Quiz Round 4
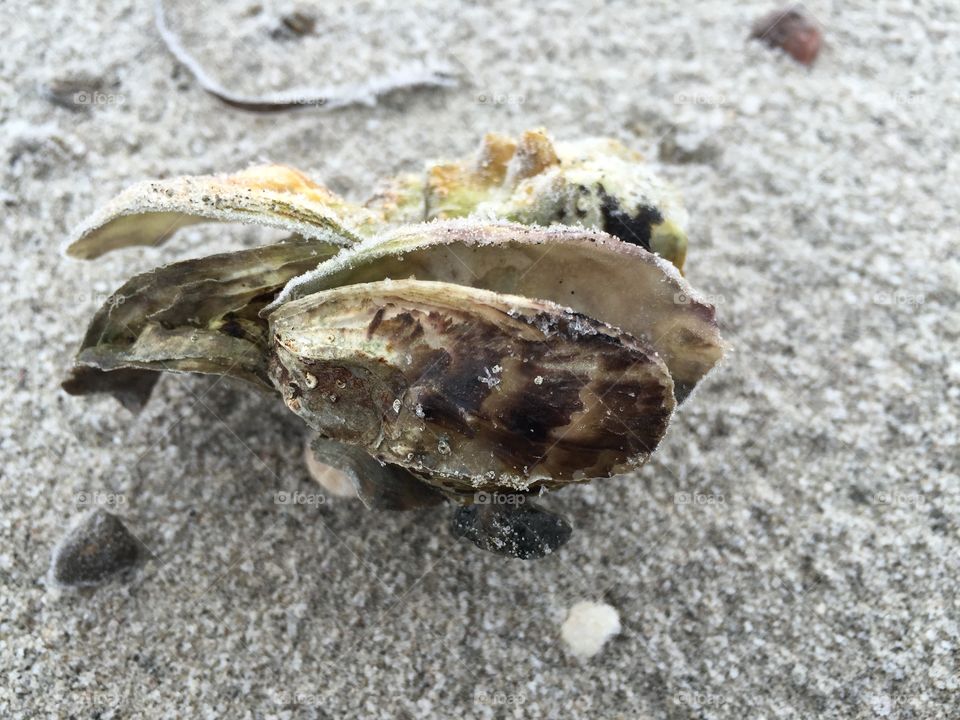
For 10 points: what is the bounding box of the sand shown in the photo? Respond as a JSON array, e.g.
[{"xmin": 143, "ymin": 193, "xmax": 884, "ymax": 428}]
[{"xmin": 1, "ymin": 0, "xmax": 958, "ymax": 717}]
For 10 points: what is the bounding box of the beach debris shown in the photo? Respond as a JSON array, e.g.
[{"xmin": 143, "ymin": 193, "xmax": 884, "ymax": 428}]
[
  {"xmin": 155, "ymin": 0, "xmax": 456, "ymax": 112},
  {"xmin": 750, "ymin": 6, "xmax": 823, "ymax": 66},
  {"xmin": 451, "ymin": 502, "xmax": 572, "ymax": 559},
  {"xmin": 303, "ymin": 438, "xmax": 357, "ymax": 498},
  {"xmin": 272, "ymin": 10, "xmax": 316, "ymax": 39},
  {"xmin": 560, "ymin": 601, "xmax": 622, "ymax": 659}
]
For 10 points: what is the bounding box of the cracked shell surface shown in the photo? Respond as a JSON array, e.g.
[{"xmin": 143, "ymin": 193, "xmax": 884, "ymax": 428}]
[{"xmin": 269, "ymin": 279, "xmax": 675, "ymax": 494}]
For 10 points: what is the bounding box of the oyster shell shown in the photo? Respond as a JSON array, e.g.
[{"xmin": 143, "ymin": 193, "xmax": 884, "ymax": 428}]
[
  {"xmin": 272, "ymin": 221, "xmax": 722, "ymax": 402},
  {"xmin": 63, "ymin": 130, "xmax": 727, "ymax": 559},
  {"xmin": 308, "ymin": 437, "xmax": 445, "ymax": 510},
  {"xmin": 63, "ymin": 237, "xmax": 334, "ymax": 408},
  {"xmin": 64, "ymin": 165, "xmax": 370, "ymax": 259},
  {"xmin": 65, "ymin": 130, "xmax": 688, "ymax": 270},
  {"xmin": 269, "ymin": 279, "xmax": 675, "ymax": 493}
]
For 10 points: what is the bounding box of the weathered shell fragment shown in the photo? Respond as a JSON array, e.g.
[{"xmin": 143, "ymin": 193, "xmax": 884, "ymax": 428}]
[
  {"xmin": 272, "ymin": 221, "xmax": 723, "ymax": 402},
  {"xmin": 65, "ymin": 165, "xmax": 371, "ymax": 259},
  {"xmin": 270, "ymin": 279, "xmax": 675, "ymax": 493},
  {"xmin": 451, "ymin": 502, "xmax": 572, "ymax": 559},
  {"xmin": 63, "ymin": 237, "xmax": 334, "ymax": 407}
]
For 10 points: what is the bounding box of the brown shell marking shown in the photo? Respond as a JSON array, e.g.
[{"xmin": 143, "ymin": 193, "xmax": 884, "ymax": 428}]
[{"xmin": 269, "ymin": 279, "xmax": 675, "ymax": 494}]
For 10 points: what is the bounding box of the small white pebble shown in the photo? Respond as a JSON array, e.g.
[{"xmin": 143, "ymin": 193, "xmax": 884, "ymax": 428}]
[
  {"xmin": 303, "ymin": 440, "xmax": 356, "ymax": 498},
  {"xmin": 560, "ymin": 601, "xmax": 621, "ymax": 659},
  {"xmin": 534, "ymin": 375, "xmax": 544, "ymax": 385}
]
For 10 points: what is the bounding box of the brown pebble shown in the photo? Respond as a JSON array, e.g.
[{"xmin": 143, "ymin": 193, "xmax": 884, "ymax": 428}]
[{"xmin": 751, "ymin": 7, "xmax": 823, "ymax": 66}]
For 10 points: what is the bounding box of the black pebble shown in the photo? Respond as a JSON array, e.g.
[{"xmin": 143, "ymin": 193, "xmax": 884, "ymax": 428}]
[
  {"xmin": 51, "ymin": 510, "xmax": 143, "ymax": 587},
  {"xmin": 451, "ymin": 500, "xmax": 572, "ymax": 560}
]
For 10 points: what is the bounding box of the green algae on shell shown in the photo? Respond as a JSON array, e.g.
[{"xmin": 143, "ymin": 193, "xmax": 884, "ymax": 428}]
[{"xmin": 367, "ymin": 130, "xmax": 690, "ymax": 269}]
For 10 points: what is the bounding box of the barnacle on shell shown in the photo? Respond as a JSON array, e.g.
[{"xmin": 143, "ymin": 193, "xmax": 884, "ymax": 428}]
[{"xmin": 63, "ymin": 130, "xmax": 726, "ymax": 559}]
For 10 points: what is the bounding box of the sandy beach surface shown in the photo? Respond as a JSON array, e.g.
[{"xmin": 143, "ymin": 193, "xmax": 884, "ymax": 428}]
[{"xmin": 1, "ymin": 0, "xmax": 958, "ymax": 717}]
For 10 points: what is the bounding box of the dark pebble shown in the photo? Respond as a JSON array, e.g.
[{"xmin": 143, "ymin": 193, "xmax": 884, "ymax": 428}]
[
  {"xmin": 451, "ymin": 500, "xmax": 572, "ymax": 559},
  {"xmin": 51, "ymin": 510, "xmax": 143, "ymax": 587}
]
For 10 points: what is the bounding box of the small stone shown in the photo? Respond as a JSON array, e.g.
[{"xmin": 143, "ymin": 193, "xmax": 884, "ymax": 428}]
[
  {"xmin": 303, "ymin": 438, "xmax": 357, "ymax": 498},
  {"xmin": 50, "ymin": 510, "xmax": 143, "ymax": 587},
  {"xmin": 560, "ymin": 601, "xmax": 621, "ymax": 659},
  {"xmin": 750, "ymin": 7, "xmax": 823, "ymax": 66},
  {"xmin": 450, "ymin": 501, "xmax": 572, "ymax": 559},
  {"xmin": 271, "ymin": 10, "xmax": 316, "ymax": 39}
]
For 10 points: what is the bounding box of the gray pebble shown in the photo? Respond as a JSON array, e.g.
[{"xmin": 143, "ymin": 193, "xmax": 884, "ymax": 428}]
[{"xmin": 50, "ymin": 510, "xmax": 143, "ymax": 588}]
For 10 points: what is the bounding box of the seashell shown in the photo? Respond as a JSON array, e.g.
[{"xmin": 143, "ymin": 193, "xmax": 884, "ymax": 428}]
[
  {"xmin": 451, "ymin": 501, "xmax": 572, "ymax": 560},
  {"xmin": 63, "ymin": 130, "xmax": 726, "ymax": 559},
  {"xmin": 269, "ymin": 279, "xmax": 675, "ymax": 493},
  {"xmin": 273, "ymin": 221, "xmax": 722, "ymax": 402},
  {"xmin": 64, "ymin": 164, "xmax": 371, "ymax": 259},
  {"xmin": 367, "ymin": 129, "xmax": 690, "ymax": 269},
  {"xmin": 62, "ymin": 237, "xmax": 335, "ymax": 408},
  {"xmin": 307, "ymin": 437, "xmax": 445, "ymax": 510}
]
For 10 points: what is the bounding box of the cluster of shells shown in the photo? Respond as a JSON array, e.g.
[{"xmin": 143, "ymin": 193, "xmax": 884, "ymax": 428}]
[{"xmin": 64, "ymin": 130, "xmax": 725, "ymax": 559}]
